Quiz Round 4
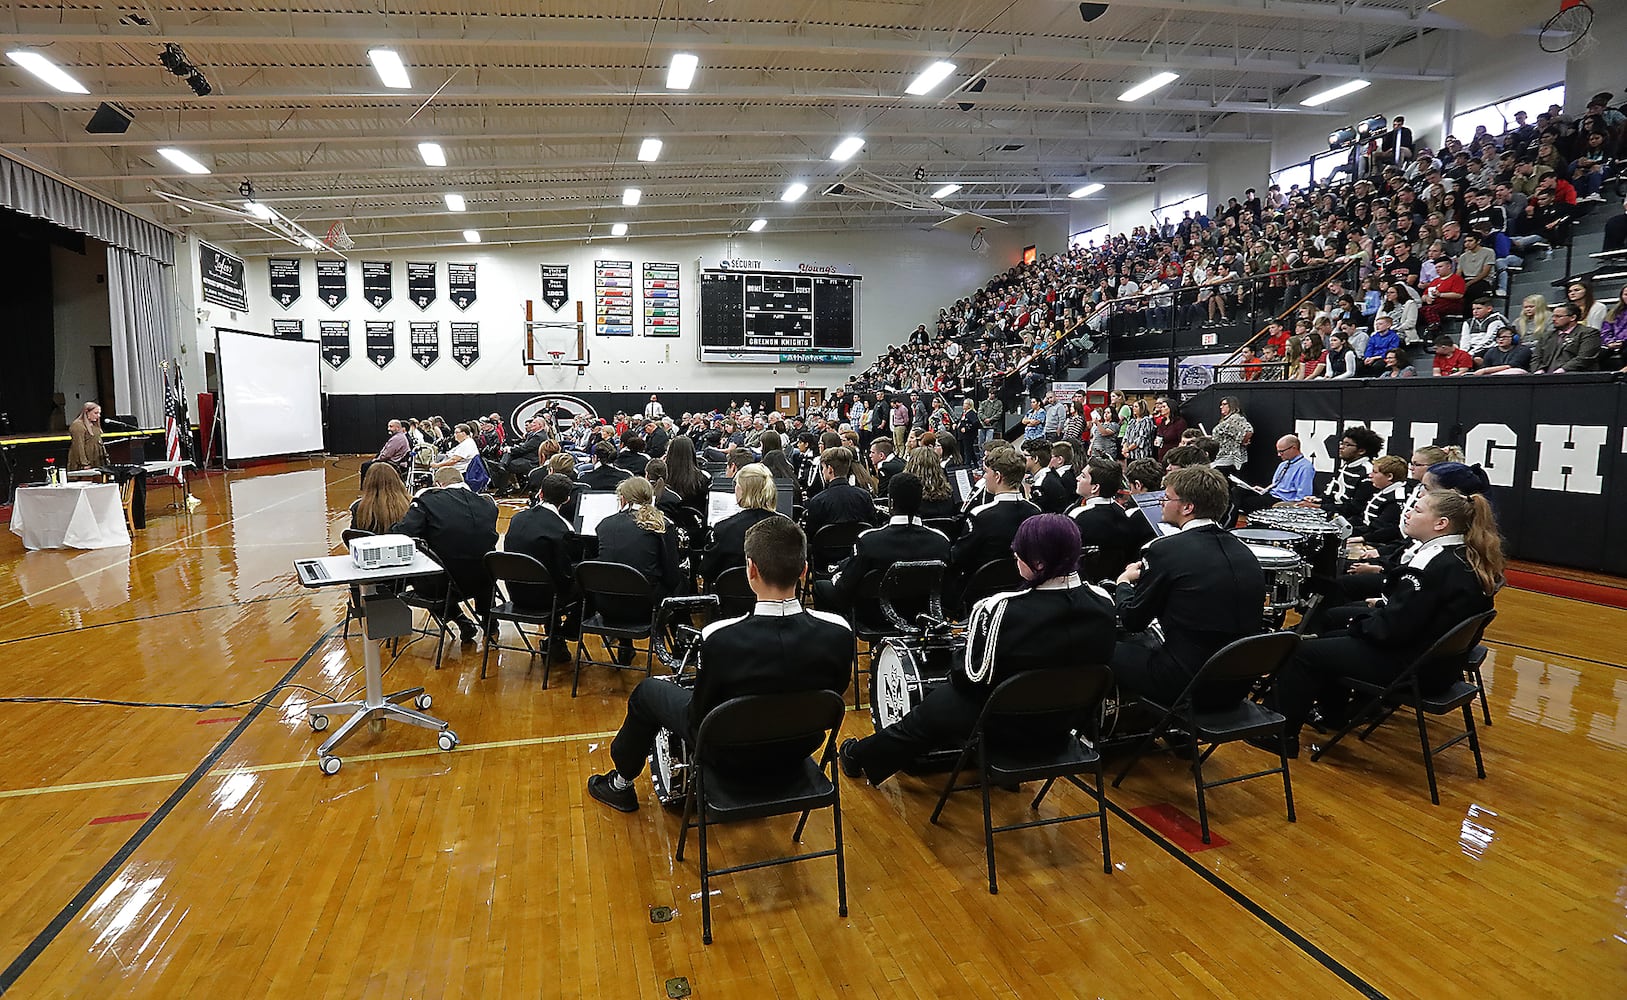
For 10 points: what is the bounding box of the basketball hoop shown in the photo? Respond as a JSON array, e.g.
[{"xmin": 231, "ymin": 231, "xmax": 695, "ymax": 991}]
[
  {"xmin": 324, "ymin": 220, "xmax": 356, "ymax": 250},
  {"xmin": 548, "ymin": 351, "xmax": 566, "ymax": 367},
  {"xmin": 1539, "ymin": 0, "xmax": 1593, "ymax": 52}
]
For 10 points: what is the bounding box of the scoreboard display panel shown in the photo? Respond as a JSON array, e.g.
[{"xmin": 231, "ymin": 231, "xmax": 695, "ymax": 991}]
[{"xmin": 698, "ymin": 268, "xmax": 861, "ymax": 364}]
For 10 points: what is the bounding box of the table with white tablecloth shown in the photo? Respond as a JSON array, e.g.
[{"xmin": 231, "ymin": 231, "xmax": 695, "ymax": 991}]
[{"xmin": 9, "ymin": 483, "xmax": 131, "ymax": 550}]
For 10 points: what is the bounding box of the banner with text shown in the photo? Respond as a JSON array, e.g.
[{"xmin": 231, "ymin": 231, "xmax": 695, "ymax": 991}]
[
  {"xmin": 199, "ymin": 242, "xmax": 248, "ymax": 311},
  {"xmin": 448, "ymin": 262, "xmax": 477, "ymax": 310},
  {"xmin": 541, "ymin": 264, "xmax": 570, "ymax": 312},
  {"xmin": 642, "ymin": 262, "xmax": 681, "ymax": 337},
  {"xmin": 316, "ymin": 259, "xmax": 348, "ymax": 309},
  {"xmin": 407, "ymin": 262, "xmax": 436, "ymax": 310},
  {"xmin": 451, "ymin": 322, "xmax": 480, "ymax": 369},
  {"xmin": 320, "ymin": 320, "xmax": 351, "ymax": 369},
  {"xmin": 268, "ymin": 258, "xmax": 300, "ymax": 309},
  {"xmin": 362, "ymin": 261, "xmax": 393, "ymax": 310},
  {"xmin": 409, "ymin": 322, "xmax": 439, "ymax": 369},
  {"xmin": 365, "ymin": 320, "xmax": 395, "ymax": 369}
]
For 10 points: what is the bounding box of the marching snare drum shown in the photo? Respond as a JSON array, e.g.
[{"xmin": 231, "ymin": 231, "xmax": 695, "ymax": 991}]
[
  {"xmin": 1233, "ymin": 527, "xmax": 1303, "ymax": 552},
  {"xmin": 1248, "ymin": 508, "xmax": 1343, "ymax": 579},
  {"xmin": 1242, "ymin": 542, "xmax": 1308, "ymax": 613}
]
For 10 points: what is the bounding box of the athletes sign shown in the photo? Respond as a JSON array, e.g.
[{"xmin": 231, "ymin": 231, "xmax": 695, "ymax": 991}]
[{"xmin": 199, "ymin": 242, "xmax": 248, "ymax": 311}]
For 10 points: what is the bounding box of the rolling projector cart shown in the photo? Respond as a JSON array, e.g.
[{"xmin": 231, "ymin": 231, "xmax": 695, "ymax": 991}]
[{"xmin": 293, "ymin": 548, "xmax": 460, "ymax": 775}]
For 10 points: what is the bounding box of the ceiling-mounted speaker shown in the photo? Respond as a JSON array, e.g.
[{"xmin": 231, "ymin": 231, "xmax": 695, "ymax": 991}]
[
  {"xmin": 85, "ymin": 102, "xmax": 134, "ymax": 134},
  {"xmin": 1079, "ymin": 3, "xmax": 1110, "ymax": 22}
]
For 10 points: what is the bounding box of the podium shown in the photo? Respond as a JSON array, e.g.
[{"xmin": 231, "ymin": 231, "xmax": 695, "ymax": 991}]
[{"xmin": 293, "ymin": 550, "xmax": 460, "ymax": 774}]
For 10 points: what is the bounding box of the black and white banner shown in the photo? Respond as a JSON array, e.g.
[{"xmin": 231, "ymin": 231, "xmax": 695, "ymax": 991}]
[
  {"xmin": 199, "ymin": 242, "xmax": 248, "ymax": 312},
  {"xmin": 362, "ymin": 261, "xmax": 393, "ymax": 310},
  {"xmin": 451, "ymin": 322, "xmax": 480, "ymax": 369},
  {"xmin": 320, "ymin": 320, "xmax": 351, "ymax": 369},
  {"xmin": 365, "ymin": 320, "xmax": 395, "ymax": 369},
  {"xmin": 409, "ymin": 322, "xmax": 439, "ymax": 369},
  {"xmin": 316, "ymin": 259, "xmax": 348, "ymax": 309},
  {"xmin": 407, "ymin": 262, "xmax": 437, "ymax": 310},
  {"xmin": 449, "ymin": 262, "xmax": 477, "ymax": 310},
  {"xmin": 268, "ymin": 258, "xmax": 301, "ymax": 309},
  {"xmin": 271, "ymin": 318, "xmax": 304, "ymax": 340},
  {"xmin": 541, "ymin": 264, "xmax": 570, "ymax": 311}
]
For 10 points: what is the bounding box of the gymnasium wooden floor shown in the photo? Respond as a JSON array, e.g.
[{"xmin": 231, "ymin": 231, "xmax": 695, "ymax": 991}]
[{"xmin": 1, "ymin": 457, "xmax": 1622, "ymax": 998}]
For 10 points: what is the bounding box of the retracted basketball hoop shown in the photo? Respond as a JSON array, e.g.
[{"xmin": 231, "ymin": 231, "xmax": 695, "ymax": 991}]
[{"xmin": 520, "ymin": 299, "xmax": 590, "ymax": 376}]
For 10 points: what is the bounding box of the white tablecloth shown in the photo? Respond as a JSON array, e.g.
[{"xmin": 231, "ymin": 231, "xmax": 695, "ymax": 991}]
[{"xmin": 10, "ymin": 484, "xmax": 131, "ymax": 551}]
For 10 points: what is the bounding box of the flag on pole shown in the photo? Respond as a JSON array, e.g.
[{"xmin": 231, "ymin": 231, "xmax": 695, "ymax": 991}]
[{"xmin": 163, "ymin": 362, "xmax": 185, "ymax": 487}]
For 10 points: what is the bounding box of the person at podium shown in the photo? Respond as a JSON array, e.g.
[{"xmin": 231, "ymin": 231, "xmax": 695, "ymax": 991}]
[{"xmin": 67, "ymin": 402, "xmax": 109, "ymax": 471}]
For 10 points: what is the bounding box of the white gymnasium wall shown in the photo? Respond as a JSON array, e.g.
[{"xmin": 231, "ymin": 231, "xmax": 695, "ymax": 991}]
[{"xmin": 174, "ymin": 220, "xmax": 1066, "ymax": 396}]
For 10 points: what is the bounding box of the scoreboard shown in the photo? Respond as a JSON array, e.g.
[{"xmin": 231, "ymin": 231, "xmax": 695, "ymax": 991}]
[{"xmin": 698, "ymin": 268, "xmax": 861, "ymax": 364}]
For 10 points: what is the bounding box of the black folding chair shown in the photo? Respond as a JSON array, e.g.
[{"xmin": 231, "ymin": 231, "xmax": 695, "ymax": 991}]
[
  {"xmin": 850, "ymin": 560, "xmax": 946, "ymax": 709},
  {"xmin": 709, "ymin": 565, "xmax": 757, "ymax": 619},
  {"xmin": 808, "ymin": 522, "xmax": 867, "ymax": 584},
  {"xmin": 1461, "ymin": 610, "xmax": 1498, "ymax": 726},
  {"xmin": 924, "ymin": 517, "xmax": 963, "ymax": 541},
  {"xmin": 1311, "ymin": 611, "xmax": 1494, "ymax": 805},
  {"xmin": 1112, "ymin": 631, "xmax": 1302, "ymax": 844},
  {"xmin": 480, "ymin": 551, "xmax": 560, "ymax": 683},
  {"xmin": 960, "ymin": 557, "xmax": 1023, "ymax": 613},
  {"xmin": 928, "ymin": 665, "xmax": 1116, "ymax": 895},
  {"xmin": 572, "ymin": 560, "xmax": 659, "ymax": 696},
  {"xmin": 674, "ymin": 690, "xmax": 848, "ymax": 944}
]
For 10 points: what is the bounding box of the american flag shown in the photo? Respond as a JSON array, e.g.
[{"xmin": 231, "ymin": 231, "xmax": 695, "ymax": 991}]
[{"xmin": 163, "ymin": 362, "xmax": 187, "ymax": 484}]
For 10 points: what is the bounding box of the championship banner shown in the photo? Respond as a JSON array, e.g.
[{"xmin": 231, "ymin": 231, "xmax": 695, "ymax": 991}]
[
  {"xmin": 271, "ymin": 318, "xmax": 304, "ymax": 340},
  {"xmin": 316, "ymin": 259, "xmax": 348, "ymax": 309},
  {"xmin": 642, "ymin": 262, "xmax": 681, "ymax": 337},
  {"xmin": 541, "ymin": 264, "xmax": 570, "ymax": 311},
  {"xmin": 594, "ymin": 259, "xmax": 634, "ymax": 336},
  {"xmin": 407, "ymin": 262, "xmax": 437, "ymax": 310},
  {"xmin": 409, "ymin": 321, "xmax": 439, "ymax": 369},
  {"xmin": 319, "ymin": 320, "xmax": 351, "ymax": 369},
  {"xmin": 451, "ymin": 321, "xmax": 480, "ymax": 368},
  {"xmin": 449, "ymin": 262, "xmax": 477, "ymax": 310},
  {"xmin": 365, "ymin": 320, "xmax": 395, "ymax": 369},
  {"xmin": 362, "ymin": 261, "xmax": 393, "ymax": 310},
  {"xmin": 199, "ymin": 241, "xmax": 248, "ymax": 311},
  {"xmin": 268, "ymin": 258, "xmax": 301, "ymax": 309}
]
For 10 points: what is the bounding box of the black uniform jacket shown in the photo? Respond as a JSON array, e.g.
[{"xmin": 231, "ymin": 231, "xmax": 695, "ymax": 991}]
[
  {"xmin": 594, "ymin": 509, "xmax": 682, "ymax": 595},
  {"xmin": 1113, "ymin": 521, "xmax": 1266, "ymax": 679},
  {"xmin": 502, "ymin": 503, "xmax": 574, "ymax": 608},
  {"xmin": 827, "ymin": 517, "xmax": 951, "ymax": 613},
  {"xmin": 392, "ymin": 484, "xmax": 501, "ymax": 600},
  {"xmin": 1346, "ymin": 537, "xmax": 1493, "ymax": 686}
]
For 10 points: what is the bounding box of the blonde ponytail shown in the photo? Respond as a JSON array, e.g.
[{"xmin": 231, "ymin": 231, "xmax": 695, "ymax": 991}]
[{"xmin": 616, "ymin": 476, "xmax": 667, "ymax": 534}]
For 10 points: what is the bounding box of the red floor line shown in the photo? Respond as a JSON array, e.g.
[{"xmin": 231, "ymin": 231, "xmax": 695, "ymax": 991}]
[
  {"xmin": 1508, "ymin": 570, "xmax": 1627, "ymax": 610},
  {"xmin": 263, "ymin": 657, "xmax": 298, "ymax": 662},
  {"xmin": 195, "ymin": 716, "xmax": 244, "ymax": 725},
  {"xmin": 88, "ymin": 812, "xmax": 152, "ymax": 826}
]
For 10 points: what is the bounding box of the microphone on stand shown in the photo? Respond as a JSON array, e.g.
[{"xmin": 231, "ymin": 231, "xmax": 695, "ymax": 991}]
[{"xmin": 100, "ymin": 417, "xmax": 135, "ymax": 429}]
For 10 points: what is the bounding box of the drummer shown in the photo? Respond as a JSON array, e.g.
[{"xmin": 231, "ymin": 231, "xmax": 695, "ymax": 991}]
[
  {"xmin": 840, "ymin": 514, "xmax": 1117, "ymax": 786},
  {"xmin": 587, "ymin": 517, "xmax": 854, "ymax": 813},
  {"xmin": 1298, "ymin": 426, "xmax": 1381, "ymax": 522}
]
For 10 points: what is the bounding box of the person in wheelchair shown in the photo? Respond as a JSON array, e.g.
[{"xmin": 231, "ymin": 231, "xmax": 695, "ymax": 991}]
[
  {"xmin": 587, "ymin": 517, "xmax": 854, "ymax": 812},
  {"xmin": 838, "ymin": 514, "xmax": 1117, "ymax": 786}
]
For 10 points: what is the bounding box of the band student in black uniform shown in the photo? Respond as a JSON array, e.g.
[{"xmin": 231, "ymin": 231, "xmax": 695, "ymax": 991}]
[
  {"xmin": 1023, "ymin": 439, "xmax": 1072, "ymax": 514},
  {"xmin": 698, "ymin": 463, "xmax": 785, "ymax": 587},
  {"xmin": 1111, "ymin": 466, "xmax": 1267, "ymax": 709},
  {"xmin": 840, "ymin": 514, "xmax": 1117, "ymax": 786},
  {"xmin": 1351, "ymin": 455, "xmax": 1410, "ymax": 546},
  {"xmin": 588, "ymin": 517, "xmax": 854, "ymax": 812},
  {"xmin": 502, "ymin": 473, "xmax": 578, "ymax": 663},
  {"xmin": 391, "ymin": 465, "xmax": 501, "ymax": 643},
  {"xmin": 945, "ymin": 448, "xmax": 1040, "ymax": 615},
  {"xmin": 1267, "ymin": 487, "xmax": 1503, "ymax": 757},
  {"xmin": 813, "ymin": 473, "xmax": 950, "ymax": 629},
  {"xmin": 595, "ymin": 476, "xmax": 683, "ymax": 597},
  {"xmin": 802, "ymin": 446, "xmax": 880, "ymax": 539},
  {"xmin": 1301, "ymin": 426, "xmax": 1381, "ymax": 522},
  {"xmin": 1067, "ymin": 458, "xmax": 1156, "ymax": 581}
]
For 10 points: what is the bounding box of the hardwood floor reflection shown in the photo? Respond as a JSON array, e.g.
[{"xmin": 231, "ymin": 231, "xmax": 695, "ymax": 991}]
[{"xmin": 1, "ymin": 458, "xmax": 1623, "ymax": 997}]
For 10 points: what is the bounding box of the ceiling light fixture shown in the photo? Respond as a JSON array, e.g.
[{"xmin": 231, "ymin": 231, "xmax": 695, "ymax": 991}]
[
  {"xmin": 782, "ymin": 182, "xmax": 808, "ymax": 202},
  {"xmin": 157, "ymin": 147, "xmax": 211, "ymax": 174},
  {"xmin": 667, "ymin": 53, "xmax": 698, "ymax": 90},
  {"xmin": 1117, "ymin": 71, "xmax": 1179, "ymax": 102},
  {"xmin": 931, "ymin": 183, "xmax": 961, "ymax": 199},
  {"xmin": 748, "ymin": 218, "xmax": 767, "ymax": 233},
  {"xmin": 637, "ymin": 138, "xmax": 662, "ymax": 162},
  {"xmin": 7, "ymin": 50, "xmax": 90, "ymax": 94},
  {"xmin": 1069, "ymin": 182, "xmax": 1105, "ymax": 198},
  {"xmin": 245, "ymin": 201, "xmax": 276, "ymax": 220},
  {"xmin": 905, "ymin": 60, "xmax": 957, "ymax": 96},
  {"xmin": 622, "ymin": 187, "xmax": 642, "ymax": 206},
  {"xmin": 1300, "ymin": 79, "xmax": 1371, "ymax": 107},
  {"xmin": 830, "ymin": 136, "xmax": 865, "ymax": 162},
  {"xmin": 368, "ymin": 48, "xmax": 411, "ymax": 89},
  {"xmin": 418, "ymin": 142, "xmax": 446, "ymax": 166},
  {"xmin": 444, "ymin": 193, "xmax": 466, "ymax": 212},
  {"xmin": 463, "ymin": 229, "xmax": 481, "ymax": 243},
  {"xmin": 300, "ymin": 237, "xmax": 321, "ymax": 251},
  {"xmin": 611, "ymin": 222, "xmax": 629, "ymax": 237}
]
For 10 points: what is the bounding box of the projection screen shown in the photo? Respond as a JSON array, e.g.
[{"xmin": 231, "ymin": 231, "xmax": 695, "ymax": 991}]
[{"xmin": 216, "ymin": 329, "xmax": 324, "ymax": 460}]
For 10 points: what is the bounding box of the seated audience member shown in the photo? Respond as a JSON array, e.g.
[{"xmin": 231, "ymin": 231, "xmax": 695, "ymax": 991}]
[
  {"xmin": 581, "ymin": 441, "xmax": 632, "ymax": 490},
  {"xmin": 1124, "ymin": 459, "xmax": 1164, "ymax": 496},
  {"xmin": 350, "ymin": 462, "xmax": 412, "ymax": 534},
  {"xmin": 724, "ymin": 446, "xmax": 757, "ymax": 480},
  {"xmin": 596, "ymin": 476, "xmax": 683, "ymax": 598},
  {"xmin": 1267, "ymin": 488, "xmax": 1503, "ymax": 757},
  {"xmin": 392, "ymin": 465, "xmax": 500, "ymax": 643},
  {"xmin": 1067, "ymin": 459, "xmax": 1156, "ymax": 580},
  {"xmin": 1431, "ymin": 334, "xmax": 1475, "ymax": 377},
  {"xmin": 906, "ymin": 446, "xmax": 962, "ymax": 520},
  {"xmin": 698, "ymin": 463, "xmax": 785, "ymax": 586},
  {"xmin": 945, "ymin": 447, "xmax": 1041, "ymax": 614},
  {"xmin": 661, "ymin": 435, "xmax": 714, "ymax": 519},
  {"xmin": 1233, "ymin": 435, "xmax": 1315, "ymax": 514},
  {"xmin": 839, "ymin": 514, "xmax": 1117, "ymax": 786},
  {"xmin": 1303, "ymin": 426, "xmax": 1381, "ymax": 522},
  {"xmin": 814, "ymin": 473, "xmax": 950, "ymax": 627},
  {"xmin": 1601, "ymin": 285, "xmax": 1627, "ymax": 372},
  {"xmin": 1459, "ymin": 300, "xmax": 1507, "ymax": 357},
  {"xmin": 803, "ymin": 447, "xmax": 879, "ymax": 539},
  {"xmin": 431, "ymin": 422, "xmax": 480, "ymax": 475},
  {"xmin": 1353, "ymin": 455, "xmax": 1410, "ymax": 546},
  {"xmin": 1533, "ymin": 302, "xmax": 1602, "ymax": 373},
  {"xmin": 1359, "ymin": 315, "xmax": 1401, "ymax": 375},
  {"xmin": 1319, "ymin": 330, "xmax": 1359, "ymax": 379},
  {"xmin": 1379, "ymin": 348, "xmax": 1416, "ymax": 378},
  {"xmin": 495, "ymin": 415, "xmax": 550, "ymax": 494},
  {"xmin": 588, "ymin": 517, "xmax": 853, "ymax": 812},
  {"xmin": 1473, "ymin": 325, "xmax": 1535, "ymax": 374},
  {"xmin": 1111, "ymin": 466, "xmax": 1267, "ymax": 709},
  {"xmin": 361, "ymin": 419, "xmax": 413, "ymax": 480},
  {"xmin": 525, "ymin": 438, "xmax": 563, "ymax": 494},
  {"xmin": 502, "ymin": 473, "xmax": 578, "ymax": 663}
]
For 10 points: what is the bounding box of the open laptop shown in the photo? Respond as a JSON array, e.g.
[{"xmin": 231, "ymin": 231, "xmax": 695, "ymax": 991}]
[{"xmin": 1129, "ymin": 490, "xmax": 1180, "ymax": 537}]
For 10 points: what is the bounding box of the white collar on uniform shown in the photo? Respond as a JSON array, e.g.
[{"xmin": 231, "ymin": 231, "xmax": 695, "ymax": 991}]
[
  {"xmin": 753, "ymin": 598, "xmax": 804, "ymax": 617},
  {"xmin": 1084, "ymin": 496, "xmax": 1116, "ymax": 509},
  {"xmin": 1033, "ymin": 572, "xmax": 1082, "ymax": 592},
  {"xmin": 1178, "ymin": 518, "xmax": 1217, "ymax": 532},
  {"xmin": 888, "ymin": 514, "xmax": 922, "ymax": 526},
  {"xmin": 1403, "ymin": 533, "xmax": 1465, "ymax": 570}
]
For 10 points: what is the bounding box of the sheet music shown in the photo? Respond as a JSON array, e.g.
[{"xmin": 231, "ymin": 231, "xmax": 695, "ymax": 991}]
[
  {"xmin": 952, "ymin": 468, "xmax": 973, "ymax": 502},
  {"xmin": 1227, "ymin": 473, "xmax": 1266, "ymax": 495},
  {"xmin": 574, "ymin": 491, "xmax": 621, "ymax": 536},
  {"xmin": 708, "ymin": 488, "xmax": 742, "ymax": 524}
]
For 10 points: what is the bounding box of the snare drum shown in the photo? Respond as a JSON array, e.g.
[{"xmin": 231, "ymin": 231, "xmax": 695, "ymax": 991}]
[
  {"xmin": 872, "ymin": 638, "xmax": 963, "ymax": 773},
  {"xmin": 648, "ymin": 670, "xmax": 699, "ymax": 808},
  {"xmin": 1249, "ymin": 508, "xmax": 1343, "ymax": 579},
  {"xmin": 1243, "ymin": 542, "xmax": 1307, "ymax": 612},
  {"xmin": 1233, "ymin": 527, "xmax": 1304, "ymax": 552}
]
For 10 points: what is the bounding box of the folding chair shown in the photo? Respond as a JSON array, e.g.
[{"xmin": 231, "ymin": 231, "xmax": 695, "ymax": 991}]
[
  {"xmin": 1112, "ymin": 631, "xmax": 1302, "ymax": 844},
  {"xmin": 674, "ymin": 690, "xmax": 848, "ymax": 944},
  {"xmin": 929, "ymin": 664, "xmax": 1116, "ymax": 895},
  {"xmin": 960, "ymin": 557, "xmax": 1023, "ymax": 613},
  {"xmin": 572, "ymin": 560, "xmax": 659, "ymax": 696},
  {"xmin": 396, "ymin": 539, "xmax": 475, "ymax": 671},
  {"xmin": 1461, "ymin": 610, "xmax": 1498, "ymax": 726},
  {"xmin": 808, "ymin": 522, "xmax": 866, "ymax": 584},
  {"xmin": 1311, "ymin": 611, "xmax": 1494, "ymax": 805},
  {"xmin": 708, "ymin": 565, "xmax": 757, "ymax": 619},
  {"xmin": 480, "ymin": 551, "xmax": 560, "ymax": 683}
]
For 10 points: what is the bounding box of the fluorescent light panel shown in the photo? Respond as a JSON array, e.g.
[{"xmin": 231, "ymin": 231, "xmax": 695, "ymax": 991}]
[
  {"xmin": 931, "ymin": 183, "xmax": 961, "ymax": 199},
  {"xmin": 463, "ymin": 229, "xmax": 481, "ymax": 243},
  {"xmin": 368, "ymin": 48, "xmax": 411, "ymax": 89},
  {"xmin": 667, "ymin": 53, "xmax": 698, "ymax": 90},
  {"xmin": 830, "ymin": 136, "xmax": 865, "ymax": 162},
  {"xmin": 905, "ymin": 60, "xmax": 956, "ymax": 96},
  {"xmin": 245, "ymin": 201, "xmax": 276, "ymax": 220},
  {"xmin": 637, "ymin": 138, "xmax": 662, "ymax": 162},
  {"xmin": 1069, "ymin": 182, "xmax": 1104, "ymax": 198},
  {"xmin": 622, "ymin": 187, "xmax": 641, "ymax": 206},
  {"xmin": 6, "ymin": 50, "xmax": 89, "ymax": 94},
  {"xmin": 611, "ymin": 222, "xmax": 629, "ymax": 236},
  {"xmin": 418, "ymin": 142, "xmax": 446, "ymax": 166},
  {"xmin": 157, "ymin": 147, "xmax": 211, "ymax": 175},
  {"xmin": 781, "ymin": 182, "xmax": 808, "ymax": 202},
  {"xmin": 444, "ymin": 193, "xmax": 466, "ymax": 212},
  {"xmin": 1300, "ymin": 79, "xmax": 1371, "ymax": 107},
  {"xmin": 1117, "ymin": 71, "xmax": 1179, "ymax": 103},
  {"xmin": 748, "ymin": 218, "xmax": 767, "ymax": 233}
]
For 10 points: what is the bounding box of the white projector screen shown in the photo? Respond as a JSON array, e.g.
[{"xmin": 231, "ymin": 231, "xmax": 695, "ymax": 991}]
[{"xmin": 216, "ymin": 329, "xmax": 325, "ymax": 460}]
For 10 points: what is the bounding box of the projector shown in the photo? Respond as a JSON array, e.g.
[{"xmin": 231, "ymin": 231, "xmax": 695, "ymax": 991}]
[{"xmin": 349, "ymin": 533, "xmax": 417, "ymax": 570}]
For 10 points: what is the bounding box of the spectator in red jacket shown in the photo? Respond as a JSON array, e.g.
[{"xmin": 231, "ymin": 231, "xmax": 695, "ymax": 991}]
[
  {"xmin": 1421, "ymin": 257, "xmax": 1467, "ymax": 332},
  {"xmin": 1431, "ymin": 334, "xmax": 1475, "ymax": 376}
]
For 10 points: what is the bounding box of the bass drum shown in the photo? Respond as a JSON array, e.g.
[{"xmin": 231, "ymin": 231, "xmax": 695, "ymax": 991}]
[
  {"xmin": 647, "ymin": 673, "xmax": 697, "ymax": 808},
  {"xmin": 871, "ymin": 639, "xmax": 961, "ymax": 774}
]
